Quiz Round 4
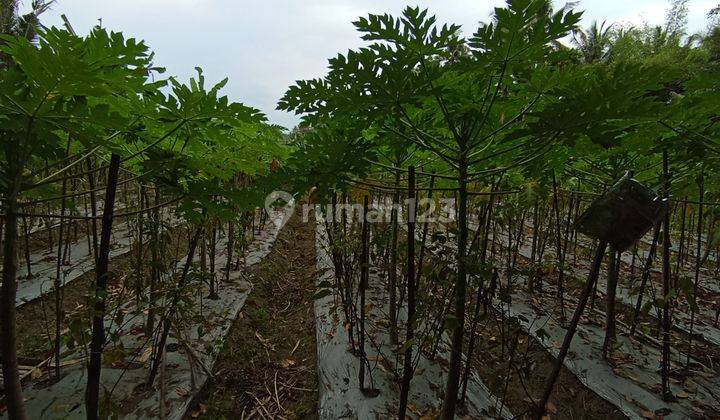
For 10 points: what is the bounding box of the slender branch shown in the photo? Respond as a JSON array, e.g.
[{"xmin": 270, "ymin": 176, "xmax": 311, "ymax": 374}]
[
  {"xmin": 467, "ymin": 133, "xmax": 559, "ymax": 179},
  {"xmin": 19, "ymin": 172, "xmax": 149, "ymax": 206},
  {"xmin": 396, "ymin": 102, "xmax": 460, "ymax": 153},
  {"xmin": 27, "ymin": 146, "xmax": 99, "ymax": 179},
  {"xmin": 120, "ymin": 119, "xmax": 188, "ymax": 163},
  {"xmin": 469, "ymin": 33, "xmax": 515, "ymax": 142},
  {"xmin": 381, "ymin": 124, "xmax": 458, "ymax": 168},
  {"xmin": 469, "ymin": 91, "xmax": 543, "ymax": 151},
  {"xmin": 363, "ymin": 158, "xmax": 458, "ymax": 180},
  {"xmin": 9, "ymin": 196, "xmax": 183, "ymax": 220},
  {"xmin": 419, "ymin": 55, "xmax": 462, "ymax": 143}
]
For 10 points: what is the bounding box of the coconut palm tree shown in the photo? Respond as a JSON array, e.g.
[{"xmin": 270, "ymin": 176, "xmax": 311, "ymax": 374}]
[
  {"xmin": 2, "ymin": 0, "xmax": 53, "ymax": 70},
  {"xmin": 1, "ymin": 0, "xmax": 53, "ymax": 37},
  {"xmin": 701, "ymin": 25, "xmax": 720, "ymax": 64},
  {"xmin": 572, "ymin": 20, "xmax": 614, "ymax": 63}
]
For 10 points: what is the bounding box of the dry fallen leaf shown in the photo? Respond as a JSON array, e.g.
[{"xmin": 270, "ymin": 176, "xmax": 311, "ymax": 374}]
[
  {"xmin": 546, "ymin": 401, "xmax": 558, "ymax": 414},
  {"xmin": 30, "ymin": 367, "xmax": 42, "ymax": 380},
  {"xmin": 279, "ymin": 358, "xmax": 296, "ymax": 369},
  {"xmin": 138, "ymin": 347, "xmax": 153, "ymax": 363},
  {"xmin": 190, "ymin": 403, "xmax": 207, "ymax": 418},
  {"xmin": 676, "ymin": 390, "xmax": 689, "ymax": 399}
]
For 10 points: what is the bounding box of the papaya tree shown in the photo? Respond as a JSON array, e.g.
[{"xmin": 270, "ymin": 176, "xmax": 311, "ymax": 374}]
[
  {"xmin": 0, "ymin": 24, "xmax": 159, "ymax": 419},
  {"xmin": 281, "ymin": 1, "xmax": 583, "ymax": 416}
]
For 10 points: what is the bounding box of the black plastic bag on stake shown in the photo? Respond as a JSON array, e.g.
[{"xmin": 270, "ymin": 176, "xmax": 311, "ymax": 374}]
[
  {"xmin": 575, "ymin": 171, "xmax": 668, "ymax": 251},
  {"xmin": 536, "ymin": 171, "xmax": 668, "ymax": 418}
]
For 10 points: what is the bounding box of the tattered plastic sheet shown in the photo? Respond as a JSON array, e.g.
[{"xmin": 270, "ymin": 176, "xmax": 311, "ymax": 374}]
[
  {"xmin": 500, "ymin": 287, "xmax": 719, "ymax": 419},
  {"xmin": 314, "ymin": 214, "xmax": 511, "ymax": 419},
  {"xmin": 504, "ymin": 223, "xmax": 720, "ymax": 348},
  {"xmin": 11, "ymin": 209, "xmax": 286, "ymax": 420},
  {"xmin": 575, "ymin": 173, "xmax": 666, "ymax": 252},
  {"xmin": 15, "ymin": 212, "xmax": 182, "ymax": 307},
  {"xmin": 425, "ymin": 222, "xmax": 720, "ymax": 419}
]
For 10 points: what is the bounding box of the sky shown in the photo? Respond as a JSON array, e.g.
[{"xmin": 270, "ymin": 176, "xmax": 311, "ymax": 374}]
[{"xmin": 19, "ymin": 0, "xmax": 719, "ymax": 129}]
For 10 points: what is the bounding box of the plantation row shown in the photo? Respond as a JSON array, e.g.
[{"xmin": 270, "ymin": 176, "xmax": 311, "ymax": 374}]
[
  {"xmin": 1, "ymin": 0, "xmax": 720, "ymax": 419},
  {"xmin": 310, "ymin": 185, "xmax": 720, "ymax": 417},
  {"xmin": 0, "ymin": 4, "xmax": 290, "ymax": 419},
  {"xmin": 278, "ymin": 0, "xmax": 720, "ymax": 418}
]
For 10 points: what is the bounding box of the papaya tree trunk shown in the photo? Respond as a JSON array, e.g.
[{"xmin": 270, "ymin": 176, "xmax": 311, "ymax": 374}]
[
  {"xmin": 398, "ymin": 167, "xmax": 416, "ymax": 419},
  {"xmin": 388, "ymin": 169, "xmax": 400, "ymax": 345},
  {"xmin": 358, "ymin": 196, "xmax": 370, "ymax": 391},
  {"xmin": 415, "ymin": 173, "xmax": 435, "ymax": 289},
  {"xmin": 441, "ymin": 156, "xmax": 468, "ymax": 420},
  {"xmin": 200, "ymin": 209, "xmax": 208, "ymax": 293},
  {"xmin": 86, "ymin": 153, "xmax": 121, "ymax": 420},
  {"xmin": 53, "ymin": 139, "xmax": 72, "ymax": 377},
  {"xmin": 661, "ymin": 150, "xmax": 672, "ymax": 401},
  {"xmin": 1, "ymin": 186, "xmax": 28, "ymax": 420},
  {"xmin": 135, "ymin": 184, "xmax": 145, "ymax": 305},
  {"xmin": 147, "ymin": 223, "xmax": 203, "ymax": 386},
  {"xmin": 146, "ymin": 188, "xmax": 160, "ymax": 338},
  {"xmin": 551, "ymin": 172, "xmax": 567, "ymax": 324},
  {"xmin": 460, "ymin": 178, "xmax": 497, "ymax": 402},
  {"xmin": 208, "ymin": 217, "xmax": 218, "ymax": 299},
  {"xmin": 22, "ymin": 215, "xmax": 31, "ymax": 277},
  {"xmin": 687, "ymin": 173, "xmax": 704, "ymax": 366},
  {"xmin": 225, "ymin": 221, "xmax": 234, "ymax": 282},
  {"xmin": 86, "ymin": 156, "xmax": 99, "ymax": 263},
  {"xmin": 603, "ymin": 248, "xmax": 620, "ymax": 359},
  {"xmin": 630, "ymin": 223, "xmax": 661, "ymax": 335},
  {"xmin": 674, "ymin": 199, "xmax": 688, "ymax": 286}
]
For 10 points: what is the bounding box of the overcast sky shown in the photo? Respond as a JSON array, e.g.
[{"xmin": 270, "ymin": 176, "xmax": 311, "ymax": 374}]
[{"xmin": 19, "ymin": 0, "xmax": 719, "ymax": 129}]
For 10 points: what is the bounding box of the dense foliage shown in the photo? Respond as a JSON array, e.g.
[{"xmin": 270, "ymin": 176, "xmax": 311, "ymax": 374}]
[
  {"xmin": 279, "ymin": 0, "xmax": 720, "ymax": 417},
  {"xmin": 0, "ymin": 7, "xmax": 287, "ymax": 419},
  {"xmin": 1, "ymin": 0, "xmax": 719, "ymax": 418}
]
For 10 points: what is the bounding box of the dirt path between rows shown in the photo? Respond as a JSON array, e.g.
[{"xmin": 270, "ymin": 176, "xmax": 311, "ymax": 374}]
[{"xmin": 187, "ymin": 209, "xmax": 318, "ymax": 419}]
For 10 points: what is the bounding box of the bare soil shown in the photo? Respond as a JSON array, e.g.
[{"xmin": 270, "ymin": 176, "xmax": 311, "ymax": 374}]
[
  {"xmin": 470, "ymin": 309, "xmax": 626, "ymax": 419},
  {"xmin": 185, "ymin": 209, "xmax": 318, "ymax": 419},
  {"xmin": 408, "ymin": 232, "xmax": 625, "ymax": 419},
  {"xmin": 14, "ymin": 225, "xmax": 191, "ymax": 359}
]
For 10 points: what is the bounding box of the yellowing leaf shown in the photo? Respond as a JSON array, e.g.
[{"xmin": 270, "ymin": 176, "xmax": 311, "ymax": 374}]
[{"xmin": 30, "ymin": 367, "xmax": 43, "ymax": 380}]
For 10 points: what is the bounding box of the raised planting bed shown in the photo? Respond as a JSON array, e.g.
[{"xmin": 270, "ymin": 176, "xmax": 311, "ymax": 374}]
[
  {"xmin": 9, "ymin": 208, "xmax": 287, "ymax": 420},
  {"xmin": 313, "ymin": 214, "xmax": 511, "ymax": 419}
]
